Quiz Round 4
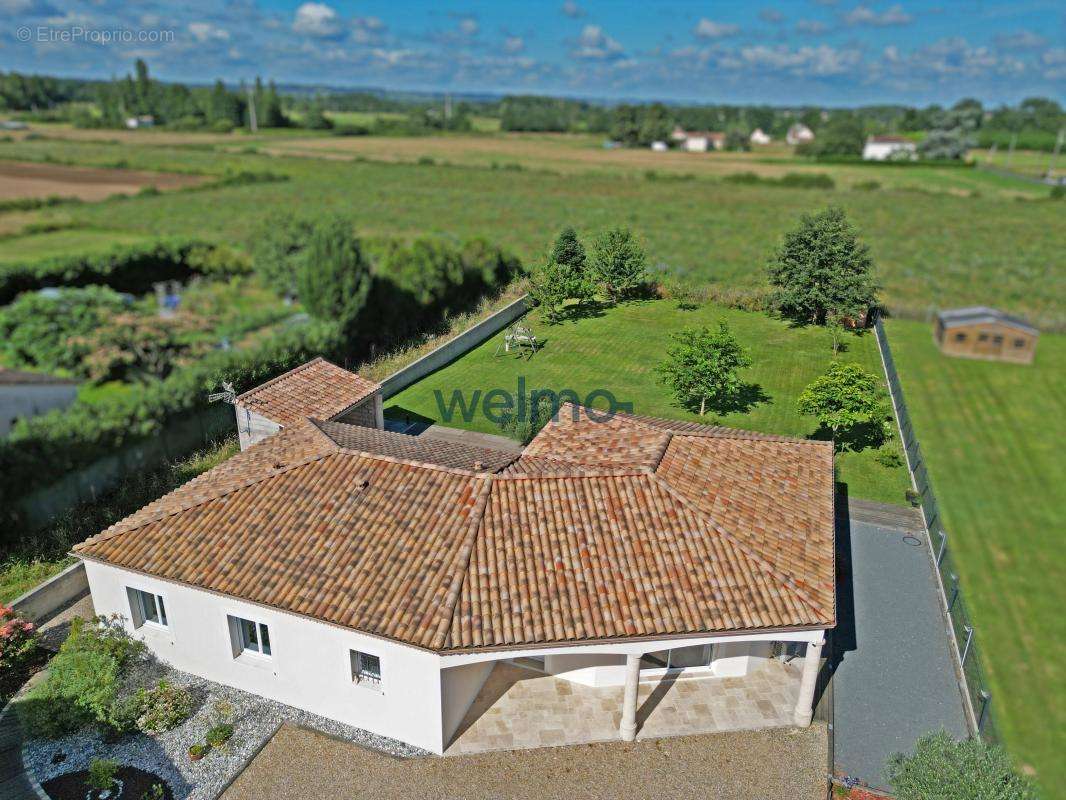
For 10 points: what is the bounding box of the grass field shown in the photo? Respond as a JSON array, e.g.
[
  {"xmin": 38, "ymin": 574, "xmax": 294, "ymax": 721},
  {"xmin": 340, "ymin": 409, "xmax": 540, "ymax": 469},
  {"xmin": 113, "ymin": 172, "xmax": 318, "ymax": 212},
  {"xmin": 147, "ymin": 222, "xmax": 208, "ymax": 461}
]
[
  {"xmin": 0, "ymin": 137, "xmax": 1061, "ymax": 326},
  {"xmin": 386, "ymin": 299, "xmax": 911, "ymax": 505},
  {"xmin": 886, "ymin": 320, "xmax": 1065, "ymax": 793},
  {"xmin": 0, "ymin": 228, "xmax": 146, "ymax": 263}
]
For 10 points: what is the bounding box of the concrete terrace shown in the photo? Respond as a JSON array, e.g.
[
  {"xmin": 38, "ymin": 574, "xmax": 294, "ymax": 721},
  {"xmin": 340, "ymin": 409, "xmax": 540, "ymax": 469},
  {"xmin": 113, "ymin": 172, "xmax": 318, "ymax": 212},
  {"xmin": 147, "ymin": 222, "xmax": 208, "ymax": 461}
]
[{"xmin": 446, "ymin": 660, "xmax": 802, "ymax": 755}]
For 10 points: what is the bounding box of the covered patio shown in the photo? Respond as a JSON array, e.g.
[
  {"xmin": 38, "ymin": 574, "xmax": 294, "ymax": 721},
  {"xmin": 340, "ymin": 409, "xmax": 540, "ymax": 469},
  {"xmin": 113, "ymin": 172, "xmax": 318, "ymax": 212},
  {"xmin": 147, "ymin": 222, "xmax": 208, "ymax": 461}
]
[{"xmin": 446, "ymin": 658, "xmax": 804, "ymax": 755}]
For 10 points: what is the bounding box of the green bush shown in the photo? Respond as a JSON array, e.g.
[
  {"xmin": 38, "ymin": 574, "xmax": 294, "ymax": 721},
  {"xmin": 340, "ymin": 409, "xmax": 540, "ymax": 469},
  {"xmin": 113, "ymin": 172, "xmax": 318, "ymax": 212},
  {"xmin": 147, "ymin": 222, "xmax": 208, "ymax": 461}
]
[
  {"xmin": 87, "ymin": 759, "xmax": 119, "ymax": 792},
  {"xmin": 779, "ymin": 172, "xmax": 835, "ymax": 189},
  {"xmin": 884, "ymin": 731, "xmax": 1036, "ymax": 800},
  {"xmin": 19, "ymin": 616, "xmax": 145, "ymax": 738},
  {"xmin": 0, "ymin": 238, "xmax": 207, "ymax": 305},
  {"xmin": 205, "ymin": 722, "xmax": 234, "ymax": 748},
  {"xmin": 126, "ymin": 680, "xmax": 195, "ymax": 734}
]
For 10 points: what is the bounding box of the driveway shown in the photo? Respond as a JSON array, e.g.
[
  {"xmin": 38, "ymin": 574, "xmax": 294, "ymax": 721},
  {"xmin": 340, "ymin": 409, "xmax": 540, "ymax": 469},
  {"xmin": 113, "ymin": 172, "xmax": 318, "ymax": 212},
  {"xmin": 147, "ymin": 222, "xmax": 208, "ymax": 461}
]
[
  {"xmin": 222, "ymin": 723, "xmax": 828, "ymax": 800},
  {"xmin": 831, "ymin": 499, "xmax": 969, "ymax": 789}
]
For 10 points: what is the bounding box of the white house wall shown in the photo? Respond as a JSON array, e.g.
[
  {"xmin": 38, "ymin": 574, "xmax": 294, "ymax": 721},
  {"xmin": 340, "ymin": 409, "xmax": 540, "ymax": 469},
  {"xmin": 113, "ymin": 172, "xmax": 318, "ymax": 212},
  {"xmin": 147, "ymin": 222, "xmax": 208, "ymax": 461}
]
[
  {"xmin": 83, "ymin": 560, "xmax": 448, "ymax": 753},
  {"xmin": 440, "ymin": 661, "xmax": 495, "ymax": 744},
  {"xmin": 0, "ymin": 384, "xmax": 78, "ymax": 436},
  {"xmin": 234, "ymin": 406, "xmax": 281, "ymax": 450}
]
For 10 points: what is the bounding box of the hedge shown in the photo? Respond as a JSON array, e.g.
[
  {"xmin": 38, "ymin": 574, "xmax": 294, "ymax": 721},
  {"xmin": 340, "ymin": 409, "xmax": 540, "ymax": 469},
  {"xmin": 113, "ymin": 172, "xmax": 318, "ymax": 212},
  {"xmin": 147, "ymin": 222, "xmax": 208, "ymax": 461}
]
[{"xmin": 0, "ymin": 238, "xmax": 208, "ymax": 305}]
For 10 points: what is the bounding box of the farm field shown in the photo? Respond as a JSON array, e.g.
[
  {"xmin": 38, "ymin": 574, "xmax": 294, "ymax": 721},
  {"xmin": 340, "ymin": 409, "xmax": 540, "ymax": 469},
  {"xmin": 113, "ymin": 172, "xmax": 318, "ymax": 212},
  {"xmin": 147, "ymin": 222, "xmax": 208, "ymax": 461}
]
[
  {"xmin": 0, "ymin": 137, "xmax": 1062, "ymax": 326},
  {"xmin": 386, "ymin": 299, "xmax": 912, "ymax": 505},
  {"xmin": 0, "ymin": 228, "xmax": 146, "ymax": 263},
  {"xmin": 0, "ymin": 160, "xmax": 207, "ymax": 202},
  {"xmin": 885, "ymin": 319, "xmax": 1065, "ymax": 792}
]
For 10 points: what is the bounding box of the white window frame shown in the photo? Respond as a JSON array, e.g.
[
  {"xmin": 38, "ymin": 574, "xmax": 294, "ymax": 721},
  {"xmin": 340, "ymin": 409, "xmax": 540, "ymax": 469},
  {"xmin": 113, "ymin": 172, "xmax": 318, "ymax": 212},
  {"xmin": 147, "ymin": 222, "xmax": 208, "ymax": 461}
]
[
  {"xmin": 127, "ymin": 587, "xmax": 168, "ymax": 629},
  {"xmin": 639, "ymin": 643, "xmax": 716, "ymax": 678},
  {"xmin": 229, "ymin": 615, "xmax": 272, "ymax": 659},
  {"xmin": 350, "ymin": 649, "xmax": 382, "ymax": 692}
]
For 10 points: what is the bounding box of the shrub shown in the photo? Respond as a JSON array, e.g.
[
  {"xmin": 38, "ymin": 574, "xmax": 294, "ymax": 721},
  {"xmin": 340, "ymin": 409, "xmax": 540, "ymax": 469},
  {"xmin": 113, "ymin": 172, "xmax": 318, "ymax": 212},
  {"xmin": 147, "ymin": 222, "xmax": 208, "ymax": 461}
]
[
  {"xmin": 185, "ymin": 244, "xmax": 252, "ymax": 277},
  {"xmin": 884, "ymin": 731, "xmax": 1036, "ymax": 800},
  {"xmin": 188, "ymin": 742, "xmax": 210, "ymax": 759},
  {"xmin": 0, "ymin": 605, "xmax": 38, "ymax": 672},
  {"xmin": 875, "ymin": 449, "xmax": 904, "ymax": 469},
  {"xmin": 129, "ymin": 680, "xmax": 195, "ymax": 734},
  {"xmin": 498, "ymin": 393, "xmax": 558, "ymax": 445},
  {"xmin": 87, "ymin": 759, "xmax": 119, "ymax": 792},
  {"xmin": 1050, "ymin": 185, "xmax": 1065, "ymax": 200},
  {"xmin": 590, "ymin": 227, "xmax": 648, "ymax": 302},
  {"xmin": 297, "ymin": 217, "xmax": 372, "ymax": 340},
  {"xmin": 18, "ymin": 616, "xmax": 145, "ymax": 738},
  {"xmin": 142, "ymin": 783, "xmax": 166, "ymax": 800},
  {"xmin": 854, "ymin": 180, "xmax": 881, "ymax": 191},
  {"xmin": 206, "ymin": 722, "xmax": 234, "ymax": 748},
  {"xmin": 779, "ymin": 172, "xmax": 835, "ymax": 189}
]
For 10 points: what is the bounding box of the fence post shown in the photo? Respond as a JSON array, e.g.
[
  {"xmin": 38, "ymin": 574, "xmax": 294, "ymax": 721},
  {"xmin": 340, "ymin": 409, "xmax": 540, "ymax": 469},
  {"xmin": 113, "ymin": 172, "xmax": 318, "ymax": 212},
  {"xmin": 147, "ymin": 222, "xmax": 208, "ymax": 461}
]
[
  {"xmin": 961, "ymin": 625, "xmax": 974, "ymax": 666},
  {"xmin": 936, "ymin": 530, "xmax": 947, "ymax": 567},
  {"xmin": 948, "ymin": 574, "xmax": 959, "ymax": 611},
  {"xmin": 977, "ymin": 691, "xmax": 991, "ymax": 735}
]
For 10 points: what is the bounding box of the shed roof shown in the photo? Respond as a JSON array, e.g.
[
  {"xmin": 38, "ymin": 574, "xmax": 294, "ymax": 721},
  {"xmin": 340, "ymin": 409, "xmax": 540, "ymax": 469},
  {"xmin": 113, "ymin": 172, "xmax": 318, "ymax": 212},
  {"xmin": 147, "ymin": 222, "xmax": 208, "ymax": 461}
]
[
  {"xmin": 234, "ymin": 357, "xmax": 380, "ymax": 427},
  {"xmin": 76, "ymin": 394, "xmax": 835, "ymax": 653},
  {"xmin": 937, "ymin": 307, "xmax": 1038, "ymax": 335}
]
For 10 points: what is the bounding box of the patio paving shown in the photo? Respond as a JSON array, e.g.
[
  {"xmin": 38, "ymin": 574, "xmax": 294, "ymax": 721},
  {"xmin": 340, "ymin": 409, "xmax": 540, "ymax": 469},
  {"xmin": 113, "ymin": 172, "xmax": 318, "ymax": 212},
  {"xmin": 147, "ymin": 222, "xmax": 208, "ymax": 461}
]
[{"xmin": 446, "ymin": 659, "xmax": 802, "ymax": 755}]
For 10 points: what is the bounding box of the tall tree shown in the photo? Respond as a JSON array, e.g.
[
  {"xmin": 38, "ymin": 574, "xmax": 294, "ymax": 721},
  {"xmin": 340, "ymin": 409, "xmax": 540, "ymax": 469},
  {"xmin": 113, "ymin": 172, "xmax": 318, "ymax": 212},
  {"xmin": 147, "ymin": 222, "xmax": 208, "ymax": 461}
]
[
  {"xmin": 656, "ymin": 322, "xmax": 752, "ymax": 416},
  {"xmin": 549, "ymin": 227, "xmax": 593, "ymax": 302},
  {"xmin": 590, "ymin": 227, "xmax": 648, "ymax": 302},
  {"xmin": 767, "ymin": 206, "xmax": 878, "ymax": 325},
  {"xmin": 296, "ymin": 217, "xmax": 372, "ymax": 339}
]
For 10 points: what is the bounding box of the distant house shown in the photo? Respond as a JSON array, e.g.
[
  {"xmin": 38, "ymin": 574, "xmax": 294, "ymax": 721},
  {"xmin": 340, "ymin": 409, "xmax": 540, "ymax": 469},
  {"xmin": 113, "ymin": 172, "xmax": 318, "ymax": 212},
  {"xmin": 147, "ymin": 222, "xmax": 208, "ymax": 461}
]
[
  {"xmin": 863, "ymin": 136, "xmax": 917, "ymax": 161},
  {"xmin": 0, "ymin": 369, "xmax": 78, "ymax": 436},
  {"xmin": 750, "ymin": 128, "xmax": 772, "ymax": 145},
  {"xmin": 935, "ymin": 307, "xmax": 1039, "ymax": 364},
  {"xmin": 672, "ymin": 126, "xmax": 726, "ymax": 152},
  {"xmin": 124, "ymin": 115, "xmax": 155, "ymax": 129},
  {"xmin": 786, "ymin": 123, "xmax": 815, "ymax": 146}
]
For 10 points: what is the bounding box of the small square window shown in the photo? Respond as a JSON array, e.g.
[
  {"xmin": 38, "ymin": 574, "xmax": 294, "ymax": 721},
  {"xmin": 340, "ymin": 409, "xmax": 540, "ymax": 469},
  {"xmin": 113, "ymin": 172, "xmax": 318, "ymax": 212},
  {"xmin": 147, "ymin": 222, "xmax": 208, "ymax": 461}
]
[
  {"xmin": 953, "ymin": 332, "xmax": 967, "ymax": 342},
  {"xmin": 351, "ymin": 650, "xmax": 382, "ymax": 690},
  {"xmin": 231, "ymin": 616, "xmax": 272, "ymax": 657},
  {"xmin": 1013, "ymin": 339, "xmax": 1026, "ymax": 348},
  {"xmin": 977, "ymin": 333, "xmax": 990, "ymax": 342},
  {"xmin": 992, "ymin": 335, "xmax": 1004, "ymax": 345},
  {"xmin": 128, "ymin": 588, "xmax": 168, "ymax": 628}
]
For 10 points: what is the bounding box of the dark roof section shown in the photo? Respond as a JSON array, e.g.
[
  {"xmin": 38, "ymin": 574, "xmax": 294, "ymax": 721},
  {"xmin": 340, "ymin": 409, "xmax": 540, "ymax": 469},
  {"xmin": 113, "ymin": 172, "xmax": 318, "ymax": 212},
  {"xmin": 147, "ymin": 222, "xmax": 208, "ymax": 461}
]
[
  {"xmin": 0, "ymin": 369, "xmax": 78, "ymax": 386},
  {"xmin": 937, "ymin": 307, "xmax": 1039, "ymax": 335}
]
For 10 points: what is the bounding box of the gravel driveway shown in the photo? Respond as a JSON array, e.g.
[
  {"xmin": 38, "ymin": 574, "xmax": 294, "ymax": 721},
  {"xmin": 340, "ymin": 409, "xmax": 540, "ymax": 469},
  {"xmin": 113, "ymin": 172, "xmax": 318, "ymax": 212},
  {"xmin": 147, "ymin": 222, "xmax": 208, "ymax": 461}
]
[{"xmin": 222, "ymin": 722, "xmax": 828, "ymax": 800}]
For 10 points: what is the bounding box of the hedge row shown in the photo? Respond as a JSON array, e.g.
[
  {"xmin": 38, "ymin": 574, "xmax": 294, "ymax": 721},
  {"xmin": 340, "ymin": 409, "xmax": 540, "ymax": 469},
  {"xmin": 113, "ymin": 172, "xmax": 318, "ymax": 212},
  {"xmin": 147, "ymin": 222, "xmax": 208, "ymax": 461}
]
[{"xmin": 0, "ymin": 238, "xmax": 207, "ymax": 305}]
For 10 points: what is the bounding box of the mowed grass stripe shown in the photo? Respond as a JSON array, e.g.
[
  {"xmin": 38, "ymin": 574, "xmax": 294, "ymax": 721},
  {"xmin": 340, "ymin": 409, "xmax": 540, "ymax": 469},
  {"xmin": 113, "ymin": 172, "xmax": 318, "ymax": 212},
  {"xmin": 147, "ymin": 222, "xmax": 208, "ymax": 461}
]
[
  {"xmin": 386, "ymin": 300, "xmax": 911, "ymax": 505},
  {"xmin": 887, "ymin": 320, "xmax": 1065, "ymax": 793}
]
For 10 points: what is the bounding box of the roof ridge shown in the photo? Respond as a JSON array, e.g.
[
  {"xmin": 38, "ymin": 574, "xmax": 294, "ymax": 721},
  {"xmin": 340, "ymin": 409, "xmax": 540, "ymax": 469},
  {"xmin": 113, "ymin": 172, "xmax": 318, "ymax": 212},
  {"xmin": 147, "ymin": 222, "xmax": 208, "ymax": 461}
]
[
  {"xmin": 493, "ymin": 467, "xmax": 653, "ymax": 481},
  {"xmin": 74, "ymin": 450, "xmax": 336, "ymax": 550},
  {"xmin": 235, "ymin": 356, "xmax": 326, "ymax": 403},
  {"xmin": 649, "ymin": 472, "xmax": 831, "ymax": 624}
]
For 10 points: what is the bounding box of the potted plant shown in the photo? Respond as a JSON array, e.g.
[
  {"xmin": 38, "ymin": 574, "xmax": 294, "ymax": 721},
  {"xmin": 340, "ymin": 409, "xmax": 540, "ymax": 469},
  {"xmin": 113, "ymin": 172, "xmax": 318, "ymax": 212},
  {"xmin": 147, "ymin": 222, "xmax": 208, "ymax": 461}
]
[
  {"xmin": 206, "ymin": 723, "xmax": 234, "ymax": 749},
  {"xmin": 187, "ymin": 743, "xmax": 210, "ymax": 762},
  {"xmin": 86, "ymin": 759, "xmax": 122, "ymax": 799}
]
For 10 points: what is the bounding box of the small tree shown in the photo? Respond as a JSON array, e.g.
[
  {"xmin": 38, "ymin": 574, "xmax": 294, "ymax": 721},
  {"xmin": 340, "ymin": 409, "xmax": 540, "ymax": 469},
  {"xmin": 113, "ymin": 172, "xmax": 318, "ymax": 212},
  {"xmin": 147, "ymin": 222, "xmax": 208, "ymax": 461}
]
[
  {"xmin": 884, "ymin": 732, "xmax": 1036, "ymax": 800},
  {"xmin": 798, "ymin": 362, "xmax": 890, "ymax": 447},
  {"xmin": 550, "ymin": 227, "xmax": 594, "ymax": 303},
  {"xmin": 527, "ymin": 258, "xmax": 570, "ymax": 324},
  {"xmin": 767, "ymin": 206, "xmax": 878, "ymax": 325},
  {"xmin": 591, "ymin": 227, "xmax": 648, "ymax": 302},
  {"xmin": 251, "ymin": 211, "xmax": 315, "ymax": 299},
  {"xmin": 297, "ymin": 217, "xmax": 372, "ymax": 339},
  {"xmin": 656, "ymin": 322, "xmax": 752, "ymax": 416}
]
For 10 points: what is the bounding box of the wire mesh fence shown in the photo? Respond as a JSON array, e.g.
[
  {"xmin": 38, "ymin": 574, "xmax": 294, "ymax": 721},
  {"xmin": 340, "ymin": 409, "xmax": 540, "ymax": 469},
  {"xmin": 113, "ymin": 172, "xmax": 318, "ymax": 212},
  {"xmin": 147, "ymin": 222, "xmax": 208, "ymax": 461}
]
[{"xmin": 874, "ymin": 316, "xmax": 998, "ymax": 743}]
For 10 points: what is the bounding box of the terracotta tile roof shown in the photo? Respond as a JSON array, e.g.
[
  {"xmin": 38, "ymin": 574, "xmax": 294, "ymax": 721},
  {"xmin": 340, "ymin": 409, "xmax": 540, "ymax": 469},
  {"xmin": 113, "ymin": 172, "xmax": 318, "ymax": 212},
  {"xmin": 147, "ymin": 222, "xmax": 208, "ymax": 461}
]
[
  {"xmin": 234, "ymin": 358, "xmax": 379, "ymax": 427},
  {"xmin": 77, "ymin": 399, "xmax": 835, "ymax": 653}
]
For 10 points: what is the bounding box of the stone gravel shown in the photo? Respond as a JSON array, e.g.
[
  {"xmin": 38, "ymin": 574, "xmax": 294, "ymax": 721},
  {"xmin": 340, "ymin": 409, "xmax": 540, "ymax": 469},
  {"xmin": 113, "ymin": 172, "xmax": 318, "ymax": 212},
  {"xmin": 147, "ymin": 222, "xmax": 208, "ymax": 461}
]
[{"xmin": 23, "ymin": 659, "xmax": 426, "ymax": 800}]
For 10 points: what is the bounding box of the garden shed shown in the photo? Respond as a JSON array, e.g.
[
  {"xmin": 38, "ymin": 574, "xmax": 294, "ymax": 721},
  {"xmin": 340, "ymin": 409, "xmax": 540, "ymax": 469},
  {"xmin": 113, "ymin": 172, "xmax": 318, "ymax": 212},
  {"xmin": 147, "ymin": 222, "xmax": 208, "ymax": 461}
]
[{"xmin": 934, "ymin": 307, "xmax": 1039, "ymax": 364}]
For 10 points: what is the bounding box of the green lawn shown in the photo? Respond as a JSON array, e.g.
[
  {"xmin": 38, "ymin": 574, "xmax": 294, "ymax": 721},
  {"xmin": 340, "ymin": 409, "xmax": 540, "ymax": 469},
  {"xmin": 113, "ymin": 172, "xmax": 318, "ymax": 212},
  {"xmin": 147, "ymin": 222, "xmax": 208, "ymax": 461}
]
[
  {"xmin": 886, "ymin": 320, "xmax": 1065, "ymax": 793},
  {"xmin": 0, "ymin": 228, "xmax": 146, "ymax": 263},
  {"xmin": 386, "ymin": 299, "xmax": 911, "ymax": 505}
]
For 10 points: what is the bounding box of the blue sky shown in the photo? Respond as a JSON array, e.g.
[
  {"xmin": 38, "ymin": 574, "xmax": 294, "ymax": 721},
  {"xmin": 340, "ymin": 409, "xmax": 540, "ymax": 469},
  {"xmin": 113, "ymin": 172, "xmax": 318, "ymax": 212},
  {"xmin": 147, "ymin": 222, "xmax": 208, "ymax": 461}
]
[{"xmin": 2, "ymin": 0, "xmax": 1063, "ymax": 105}]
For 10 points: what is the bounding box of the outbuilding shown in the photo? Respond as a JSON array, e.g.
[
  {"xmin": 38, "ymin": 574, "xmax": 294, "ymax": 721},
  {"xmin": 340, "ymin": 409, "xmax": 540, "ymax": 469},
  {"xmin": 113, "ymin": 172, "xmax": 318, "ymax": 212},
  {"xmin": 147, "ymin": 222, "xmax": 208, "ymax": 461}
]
[
  {"xmin": 0, "ymin": 369, "xmax": 78, "ymax": 436},
  {"xmin": 862, "ymin": 135, "xmax": 917, "ymax": 161},
  {"xmin": 935, "ymin": 307, "xmax": 1039, "ymax": 364}
]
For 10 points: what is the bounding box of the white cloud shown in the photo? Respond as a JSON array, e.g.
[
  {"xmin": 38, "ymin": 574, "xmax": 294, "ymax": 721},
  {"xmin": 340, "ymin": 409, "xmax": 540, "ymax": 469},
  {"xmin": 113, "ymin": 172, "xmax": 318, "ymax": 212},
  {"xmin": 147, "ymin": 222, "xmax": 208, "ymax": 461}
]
[
  {"xmin": 993, "ymin": 30, "xmax": 1047, "ymax": 51},
  {"xmin": 572, "ymin": 24, "xmax": 624, "ymax": 60},
  {"xmin": 796, "ymin": 19, "xmax": 828, "ymax": 34},
  {"xmin": 503, "ymin": 36, "xmax": 525, "ymax": 54},
  {"xmin": 561, "ymin": 1, "xmax": 585, "ymax": 19},
  {"xmin": 293, "ymin": 2, "xmax": 342, "ymax": 38},
  {"xmin": 458, "ymin": 17, "xmax": 479, "ymax": 36},
  {"xmin": 694, "ymin": 18, "xmax": 740, "ymax": 38},
  {"xmin": 727, "ymin": 44, "xmax": 862, "ymax": 76},
  {"xmin": 842, "ymin": 4, "xmax": 913, "ymax": 27},
  {"xmin": 188, "ymin": 22, "xmax": 230, "ymax": 43}
]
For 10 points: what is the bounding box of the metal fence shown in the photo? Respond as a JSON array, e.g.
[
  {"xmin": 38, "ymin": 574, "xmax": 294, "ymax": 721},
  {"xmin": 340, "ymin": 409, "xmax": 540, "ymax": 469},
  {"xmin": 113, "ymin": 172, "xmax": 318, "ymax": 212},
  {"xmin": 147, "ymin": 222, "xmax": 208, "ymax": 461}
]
[{"xmin": 873, "ymin": 316, "xmax": 998, "ymax": 743}]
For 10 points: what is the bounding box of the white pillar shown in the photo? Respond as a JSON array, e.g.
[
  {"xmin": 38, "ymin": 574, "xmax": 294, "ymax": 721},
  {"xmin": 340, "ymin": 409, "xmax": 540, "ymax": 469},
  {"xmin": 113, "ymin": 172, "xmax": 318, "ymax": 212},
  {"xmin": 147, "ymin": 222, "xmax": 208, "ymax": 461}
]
[
  {"xmin": 793, "ymin": 637, "xmax": 825, "ymax": 727},
  {"xmin": 619, "ymin": 653, "xmax": 641, "ymax": 741}
]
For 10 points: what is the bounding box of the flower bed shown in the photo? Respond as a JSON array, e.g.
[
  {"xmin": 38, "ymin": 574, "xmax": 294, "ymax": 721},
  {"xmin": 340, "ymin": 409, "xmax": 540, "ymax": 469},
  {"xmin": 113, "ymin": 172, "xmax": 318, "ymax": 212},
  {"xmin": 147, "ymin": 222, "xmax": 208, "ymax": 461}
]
[{"xmin": 42, "ymin": 765, "xmax": 174, "ymax": 800}]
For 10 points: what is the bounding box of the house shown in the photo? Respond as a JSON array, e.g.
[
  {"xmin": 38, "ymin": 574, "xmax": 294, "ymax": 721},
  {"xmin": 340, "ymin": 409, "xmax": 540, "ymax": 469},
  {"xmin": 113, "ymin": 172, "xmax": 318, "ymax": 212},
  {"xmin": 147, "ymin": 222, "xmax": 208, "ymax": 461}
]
[
  {"xmin": 124, "ymin": 115, "xmax": 155, "ymax": 129},
  {"xmin": 0, "ymin": 369, "xmax": 78, "ymax": 436},
  {"xmin": 231, "ymin": 357, "xmax": 383, "ymax": 449},
  {"xmin": 672, "ymin": 126, "xmax": 726, "ymax": 152},
  {"xmin": 750, "ymin": 128, "xmax": 772, "ymax": 145},
  {"xmin": 786, "ymin": 123, "xmax": 815, "ymax": 146},
  {"xmin": 862, "ymin": 135, "xmax": 917, "ymax": 161},
  {"xmin": 75, "ymin": 360, "xmax": 835, "ymax": 755},
  {"xmin": 935, "ymin": 307, "xmax": 1039, "ymax": 364}
]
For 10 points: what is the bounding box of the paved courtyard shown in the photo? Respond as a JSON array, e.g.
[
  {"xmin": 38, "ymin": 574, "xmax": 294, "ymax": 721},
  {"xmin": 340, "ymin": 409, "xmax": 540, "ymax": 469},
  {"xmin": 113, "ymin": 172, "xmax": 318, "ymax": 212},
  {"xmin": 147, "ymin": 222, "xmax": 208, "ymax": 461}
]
[
  {"xmin": 222, "ymin": 722, "xmax": 828, "ymax": 800},
  {"xmin": 446, "ymin": 659, "xmax": 802, "ymax": 754}
]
